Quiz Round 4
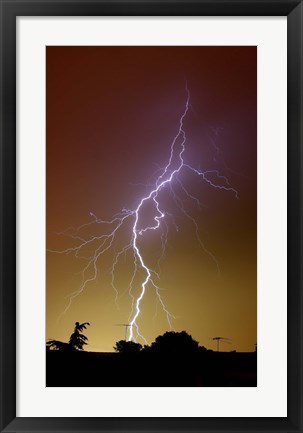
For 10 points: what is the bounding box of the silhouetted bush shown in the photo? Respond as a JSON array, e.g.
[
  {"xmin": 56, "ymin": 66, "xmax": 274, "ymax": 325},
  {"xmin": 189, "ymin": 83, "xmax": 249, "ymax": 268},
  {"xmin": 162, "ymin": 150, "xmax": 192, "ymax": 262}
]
[
  {"xmin": 46, "ymin": 340, "xmax": 74, "ymax": 351},
  {"xmin": 114, "ymin": 340, "xmax": 142, "ymax": 354},
  {"xmin": 148, "ymin": 331, "xmax": 199, "ymax": 356}
]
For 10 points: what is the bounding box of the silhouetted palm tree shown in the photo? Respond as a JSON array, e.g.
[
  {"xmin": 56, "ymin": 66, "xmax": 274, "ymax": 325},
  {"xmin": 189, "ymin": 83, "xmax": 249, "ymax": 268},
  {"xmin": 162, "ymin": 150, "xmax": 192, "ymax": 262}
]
[
  {"xmin": 46, "ymin": 322, "xmax": 90, "ymax": 351},
  {"xmin": 69, "ymin": 322, "xmax": 90, "ymax": 350}
]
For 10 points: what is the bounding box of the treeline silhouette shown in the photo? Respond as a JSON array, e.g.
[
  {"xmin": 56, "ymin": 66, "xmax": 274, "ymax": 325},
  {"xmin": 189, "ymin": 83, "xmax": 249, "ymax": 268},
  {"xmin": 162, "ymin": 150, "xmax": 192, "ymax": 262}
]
[{"xmin": 46, "ymin": 323, "xmax": 257, "ymax": 387}]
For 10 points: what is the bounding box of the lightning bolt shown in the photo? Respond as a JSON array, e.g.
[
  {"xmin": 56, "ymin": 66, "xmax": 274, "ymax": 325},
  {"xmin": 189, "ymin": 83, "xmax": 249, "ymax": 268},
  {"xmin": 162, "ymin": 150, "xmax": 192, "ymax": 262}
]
[{"xmin": 48, "ymin": 84, "xmax": 238, "ymax": 343}]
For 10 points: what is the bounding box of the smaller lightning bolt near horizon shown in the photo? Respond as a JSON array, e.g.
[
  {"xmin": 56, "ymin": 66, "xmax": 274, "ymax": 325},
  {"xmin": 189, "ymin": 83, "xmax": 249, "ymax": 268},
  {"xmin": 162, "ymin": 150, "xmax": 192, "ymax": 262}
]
[{"xmin": 48, "ymin": 84, "xmax": 238, "ymax": 344}]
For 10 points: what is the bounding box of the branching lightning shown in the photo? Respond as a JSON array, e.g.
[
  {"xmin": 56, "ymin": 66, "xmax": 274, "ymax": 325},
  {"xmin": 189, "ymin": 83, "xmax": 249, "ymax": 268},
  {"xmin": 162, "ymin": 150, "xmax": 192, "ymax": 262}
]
[{"xmin": 48, "ymin": 84, "xmax": 238, "ymax": 343}]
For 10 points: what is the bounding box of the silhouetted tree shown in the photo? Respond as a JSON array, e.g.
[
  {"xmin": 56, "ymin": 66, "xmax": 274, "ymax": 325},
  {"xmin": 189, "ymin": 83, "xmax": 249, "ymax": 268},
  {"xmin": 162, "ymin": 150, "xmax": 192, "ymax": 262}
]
[
  {"xmin": 198, "ymin": 345, "xmax": 208, "ymax": 353},
  {"xmin": 46, "ymin": 340, "xmax": 72, "ymax": 351},
  {"xmin": 46, "ymin": 321, "xmax": 90, "ymax": 351},
  {"xmin": 149, "ymin": 331, "xmax": 199, "ymax": 355},
  {"xmin": 114, "ymin": 340, "xmax": 142, "ymax": 354},
  {"xmin": 69, "ymin": 322, "xmax": 90, "ymax": 350}
]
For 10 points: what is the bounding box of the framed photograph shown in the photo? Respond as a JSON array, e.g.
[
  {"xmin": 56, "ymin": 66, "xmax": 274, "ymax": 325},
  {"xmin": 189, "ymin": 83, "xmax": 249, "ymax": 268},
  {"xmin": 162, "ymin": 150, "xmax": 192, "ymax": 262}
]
[
  {"xmin": 0, "ymin": 1, "xmax": 302, "ymax": 432},
  {"xmin": 46, "ymin": 44, "xmax": 258, "ymax": 389}
]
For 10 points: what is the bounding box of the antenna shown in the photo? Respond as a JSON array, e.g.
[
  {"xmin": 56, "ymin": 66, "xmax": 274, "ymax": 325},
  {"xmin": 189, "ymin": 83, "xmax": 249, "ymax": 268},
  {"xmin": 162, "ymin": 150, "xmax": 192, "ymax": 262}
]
[
  {"xmin": 211, "ymin": 336, "xmax": 232, "ymax": 352},
  {"xmin": 114, "ymin": 324, "xmax": 132, "ymax": 340}
]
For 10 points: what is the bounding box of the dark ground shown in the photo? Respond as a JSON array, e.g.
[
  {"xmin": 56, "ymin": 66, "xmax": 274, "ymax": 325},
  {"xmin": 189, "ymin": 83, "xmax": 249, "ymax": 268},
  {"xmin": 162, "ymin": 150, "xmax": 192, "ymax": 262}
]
[{"xmin": 46, "ymin": 350, "xmax": 257, "ymax": 387}]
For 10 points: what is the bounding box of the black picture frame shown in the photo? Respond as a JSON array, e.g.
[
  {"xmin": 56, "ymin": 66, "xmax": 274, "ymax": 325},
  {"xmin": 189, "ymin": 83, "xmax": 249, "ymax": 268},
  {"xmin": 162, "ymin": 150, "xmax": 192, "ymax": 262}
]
[{"xmin": 0, "ymin": 1, "xmax": 302, "ymax": 432}]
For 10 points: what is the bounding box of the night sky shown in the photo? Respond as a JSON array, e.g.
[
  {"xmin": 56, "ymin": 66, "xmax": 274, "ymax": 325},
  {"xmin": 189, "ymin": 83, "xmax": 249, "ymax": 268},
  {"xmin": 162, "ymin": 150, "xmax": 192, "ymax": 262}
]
[{"xmin": 46, "ymin": 46, "xmax": 256, "ymax": 352}]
